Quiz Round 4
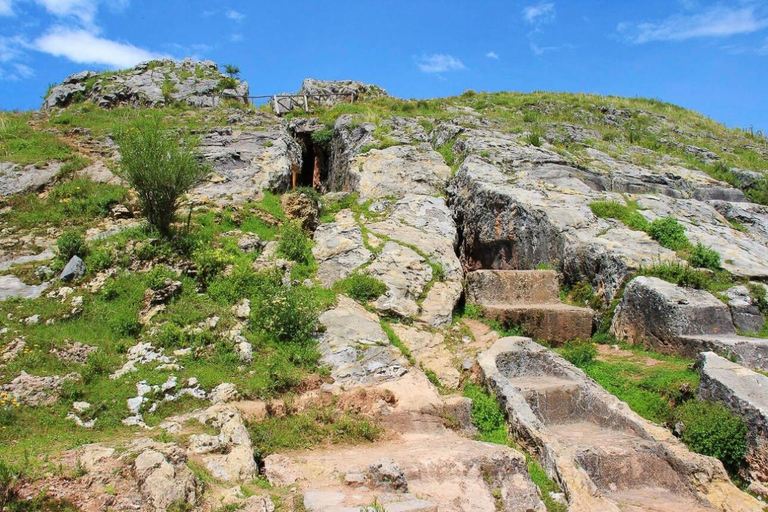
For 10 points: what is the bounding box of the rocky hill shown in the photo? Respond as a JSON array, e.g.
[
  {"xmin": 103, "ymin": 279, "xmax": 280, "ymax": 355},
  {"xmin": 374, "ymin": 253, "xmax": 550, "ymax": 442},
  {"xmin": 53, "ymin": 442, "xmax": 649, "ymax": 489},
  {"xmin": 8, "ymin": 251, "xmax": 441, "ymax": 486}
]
[{"xmin": 1, "ymin": 60, "xmax": 768, "ymax": 512}]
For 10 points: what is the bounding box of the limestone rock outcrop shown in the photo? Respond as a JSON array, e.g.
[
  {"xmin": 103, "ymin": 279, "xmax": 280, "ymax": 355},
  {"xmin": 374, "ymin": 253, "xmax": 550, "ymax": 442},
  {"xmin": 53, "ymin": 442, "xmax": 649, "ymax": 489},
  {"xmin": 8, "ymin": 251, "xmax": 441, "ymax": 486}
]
[{"xmin": 42, "ymin": 59, "xmax": 248, "ymax": 110}]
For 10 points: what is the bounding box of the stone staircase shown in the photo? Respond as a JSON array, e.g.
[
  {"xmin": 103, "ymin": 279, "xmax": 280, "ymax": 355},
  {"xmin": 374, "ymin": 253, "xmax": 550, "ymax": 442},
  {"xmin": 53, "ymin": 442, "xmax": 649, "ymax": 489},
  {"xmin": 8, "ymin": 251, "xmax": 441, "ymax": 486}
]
[{"xmin": 466, "ymin": 270, "xmax": 593, "ymax": 344}]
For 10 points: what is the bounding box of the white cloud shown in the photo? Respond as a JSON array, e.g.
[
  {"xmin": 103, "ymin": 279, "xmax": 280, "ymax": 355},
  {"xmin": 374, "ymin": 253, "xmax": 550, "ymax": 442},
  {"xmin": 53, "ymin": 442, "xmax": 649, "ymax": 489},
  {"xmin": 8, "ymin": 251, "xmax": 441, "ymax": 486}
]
[
  {"xmin": 34, "ymin": 27, "xmax": 167, "ymax": 68},
  {"xmin": 226, "ymin": 9, "xmax": 244, "ymax": 21},
  {"xmin": 523, "ymin": 2, "xmax": 555, "ymax": 25},
  {"xmin": 619, "ymin": 5, "xmax": 768, "ymax": 44},
  {"xmin": 485, "ymin": 50, "xmax": 499, "ymax": 59},
  {"xmin": 230, "ymin": 33, "xmax": 243, "ymax": 43},
  {"xmin": 0, "ymin": 0, "xmax": 13, "ymax": 16},
  {"xmin": 415, "ymin": 53, "xmax": 465, "ymax": 73},
  {"xmin": 13, "ymin": 62, "xmax": 33, "ymax": 77}
]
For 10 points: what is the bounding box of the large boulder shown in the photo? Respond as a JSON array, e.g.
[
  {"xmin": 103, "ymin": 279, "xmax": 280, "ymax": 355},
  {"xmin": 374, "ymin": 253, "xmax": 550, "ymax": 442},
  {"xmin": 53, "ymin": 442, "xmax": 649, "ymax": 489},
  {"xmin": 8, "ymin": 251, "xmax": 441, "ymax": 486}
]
[
  {"xmin": 697, "ymin": 352, "xmax": 768, "ymax": 486},
  {"xmin": 133, "ymin": 445, "xmax": 198, "ymax": 510},
  {"xmin": 611, "ymin": 276, "xmax": 736, "ymax": 348},
  {"xmin": 612, "ymin": 276, "xmax": 768, "ymax": 369},
  {"xmin": 42, "ymin": 59, "xmax": 248, "ymax": 110}
]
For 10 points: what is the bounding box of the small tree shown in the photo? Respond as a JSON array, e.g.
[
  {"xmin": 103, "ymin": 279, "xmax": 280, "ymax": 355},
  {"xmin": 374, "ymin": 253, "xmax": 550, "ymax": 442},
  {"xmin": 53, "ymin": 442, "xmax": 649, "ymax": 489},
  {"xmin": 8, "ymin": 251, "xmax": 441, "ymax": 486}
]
[
  {"xmin": 223, "ymin": 64, "xmax": 240, "ymax": 78},
  {"xmin": 115, "ymin": 118, "xmax": 209, "ymax": 236}
]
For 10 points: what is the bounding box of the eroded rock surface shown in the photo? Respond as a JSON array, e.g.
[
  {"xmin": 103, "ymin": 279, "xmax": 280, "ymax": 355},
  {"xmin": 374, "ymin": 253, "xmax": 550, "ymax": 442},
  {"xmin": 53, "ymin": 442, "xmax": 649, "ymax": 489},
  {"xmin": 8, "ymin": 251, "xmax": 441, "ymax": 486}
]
[
  {"xmin": 479, "ymin": 337, "xmax": 762, "ymax": 512},
  {"xmin": 697, "ymin": 352, "xmax": 768, "ymax": 486},
  {"xmin": 612, "ymin": 276, "xmax": 768, "ymax": 369}
]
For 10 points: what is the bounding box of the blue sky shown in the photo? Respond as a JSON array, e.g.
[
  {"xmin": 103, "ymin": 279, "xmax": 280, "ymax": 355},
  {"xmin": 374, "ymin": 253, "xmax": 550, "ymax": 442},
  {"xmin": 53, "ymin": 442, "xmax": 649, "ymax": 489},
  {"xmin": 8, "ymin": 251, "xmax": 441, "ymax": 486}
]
[{"xmin": 1, "ymin": 1, "xmax": 768, "ymax": 131}]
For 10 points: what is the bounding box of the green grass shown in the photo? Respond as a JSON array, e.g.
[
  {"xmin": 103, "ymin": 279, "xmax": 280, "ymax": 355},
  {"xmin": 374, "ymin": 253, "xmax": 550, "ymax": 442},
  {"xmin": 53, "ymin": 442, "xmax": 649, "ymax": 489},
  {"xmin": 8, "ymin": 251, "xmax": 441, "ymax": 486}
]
[
  {"xmin": 560, "ymin": 341, "xmax": 699, "ymax": 424},
  {"xmin": 2, "ymin": 177, "xmax": 128, "ymax": 232},
  {"xmin": 590, "ymin": 200, "xmax": 649, "ymax": 231},
  {"xmin": 0, "ymin": 113, "xmax": 74, "ymax": 166},
  {"xmin": 248, "ymin": 406, "xmax": 381, "ymax": 459}
]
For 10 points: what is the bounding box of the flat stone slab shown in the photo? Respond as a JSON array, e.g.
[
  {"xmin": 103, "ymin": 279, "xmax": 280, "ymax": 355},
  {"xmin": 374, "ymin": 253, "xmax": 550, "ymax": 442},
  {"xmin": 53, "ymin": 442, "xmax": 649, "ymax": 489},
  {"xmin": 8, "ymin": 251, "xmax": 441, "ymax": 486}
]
[
  {"xmin": 0, "ymin": 275, "xmax": 49, "ymax": 300},
  {"xmin": 478, "ymin": 337, "xmax": 762, "ymax": 512},
  {"xmin": 679, "ymin": 334, "xmax": 768, "ymax": 371},
  {"xmin": 698, "ymin": 352, "xmax": 768, "ymax": 483},
  {"xmin": 481, "ymin": 303, "xmax": 594, "ymax": 344},
  {"xmin": 467, "ymin": 270, "xmax": 561, "ymax": 305}
]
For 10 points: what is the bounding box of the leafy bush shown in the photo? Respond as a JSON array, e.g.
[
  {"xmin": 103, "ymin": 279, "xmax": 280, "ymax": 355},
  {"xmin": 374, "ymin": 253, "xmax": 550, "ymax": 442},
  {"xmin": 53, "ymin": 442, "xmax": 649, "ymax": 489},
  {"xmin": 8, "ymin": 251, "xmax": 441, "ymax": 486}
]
[
  {"xmin": 647, "ymin": 217, "xmax": 689, "ymax": 251},
  {"xmin": 56, "ymin": 230, "xmax": 86, "ymax": 261},
  {"xmin": 463, "ymin": 383, "xmax": 508, "ymax": 445},
  {"xmin": 114, "ymin": 118, "xmax": 210, "ymax": 235},
  {"xmin": 747, "ymin": 282, "xmax": 767, "ymax": 314},
  {"xmin": 86, "ymin": 246, "xmax": 114, "ymax": 271},
  {"xmin": 334, "ymin": 273, "xmax": 387, "ymax": 302},
  {"xmin": 208, "ymin": 265, "xmax": 281, "ymax": 305},
  {"xmin": 146, "ymin": 265, "xmax": 177, "ymax": 290},
  {"xmin": 193, "ymin": 249, "xmax": 231, "ymax": 288},
  {"xmin": 109, "ymin": 311, "xmax": 141, "ymax": 338},
  {"xmin": 310, "ymin": 126, "xmax": 334, "ymax": 151},
  {"xmin": 0, "ymin": 459, "xmax": 22, "ymax": 512},
  {"xmin": 277, "ymin": 221, "xmax": 313, "ymax": 265},
  {"xmin": 689, "ymin": 243, "xmax": 721, "ymax": 270},
  {"xmin": 672, "ymin": 400, "xmax": 747, "ymax": 471},
  {"xmin": 560, "ymin": 340, "xmax": 598, "ymax": 366},
  {"xmin": 250, "ymin": 285, "xmax": 319, "ymax": 346}
]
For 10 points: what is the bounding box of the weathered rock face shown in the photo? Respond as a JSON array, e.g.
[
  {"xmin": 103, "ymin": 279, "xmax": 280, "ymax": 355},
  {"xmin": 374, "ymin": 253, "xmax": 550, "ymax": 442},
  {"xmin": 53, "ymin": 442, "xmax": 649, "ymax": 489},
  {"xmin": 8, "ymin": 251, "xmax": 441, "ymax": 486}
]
[
  {"xmin": 272, "ymin": 79, "xmax": 388, "ymax": 114},
  {"xmin": 446, "ymin": 126, "xmax": 768, "ymax": 303},
  {"xmin": 42, "ymin": 59, "xmax": 248, "ymax": 110},
  {"xmin": 478, "ymin": 337, "xmax": 763, "ymax": 512},
  {"xmin": 1, "ymin": 371, "xmax": 79, "ymax": 406},
  {"xmin": 612, "ymin": 276, "xmax": 736, "ymax": 343},
  {"xmin": 193, "ymin": 127, "xmax": 302, "ymax": 202},
  {"xmin": 725, "ymin": 285, "xmax": 766, "ymax": 333},
  {"xmin": 611, "ymin": 276, "xmax": 768, "ymax": 369},
  {"xmin": 344, "ymin": 144, "xmax": 451, "ymax": 201},
  {"xmin": 312, "ymin": 209, "xmax": 372, "ymax": 286},
  {"xmin": 697, "ymin": 352, "xmax": 768, "ymax": 486},
  {"xmin": 0, "ymin": 162, "xmax": 61, "ymax": 198},
  {"xmin": 317, "ymin": 296, "xmax": 409, "ymax": 387}
]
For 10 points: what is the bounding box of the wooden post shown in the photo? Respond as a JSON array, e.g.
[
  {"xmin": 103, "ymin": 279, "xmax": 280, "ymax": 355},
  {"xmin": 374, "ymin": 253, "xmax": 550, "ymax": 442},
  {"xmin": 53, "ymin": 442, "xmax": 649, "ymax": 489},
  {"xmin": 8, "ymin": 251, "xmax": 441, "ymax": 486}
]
[
  {"xmin": 304, "ymin": 95, "xmax": 308, "ymax": 111},
  {"xmin": 273, "ymin": 95, "xmax": 279, "ymax": 115}
]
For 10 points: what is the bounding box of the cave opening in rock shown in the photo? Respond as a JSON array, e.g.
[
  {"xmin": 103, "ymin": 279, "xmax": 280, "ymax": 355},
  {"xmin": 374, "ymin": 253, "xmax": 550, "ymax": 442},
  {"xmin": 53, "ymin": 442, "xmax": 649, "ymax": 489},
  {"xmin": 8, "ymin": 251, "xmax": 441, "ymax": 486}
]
[{"xmin": 293, "ymin": 132, "xmax": 329, "ymax": 191}]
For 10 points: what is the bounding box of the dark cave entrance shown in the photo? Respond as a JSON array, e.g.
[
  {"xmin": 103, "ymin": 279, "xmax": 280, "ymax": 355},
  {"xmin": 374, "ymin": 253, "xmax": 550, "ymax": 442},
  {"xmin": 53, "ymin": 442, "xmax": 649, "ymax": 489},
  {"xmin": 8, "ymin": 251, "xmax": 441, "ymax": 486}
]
[{"xmin": 293, "ymin": 132, "xmax": 329, "ymax": 191}]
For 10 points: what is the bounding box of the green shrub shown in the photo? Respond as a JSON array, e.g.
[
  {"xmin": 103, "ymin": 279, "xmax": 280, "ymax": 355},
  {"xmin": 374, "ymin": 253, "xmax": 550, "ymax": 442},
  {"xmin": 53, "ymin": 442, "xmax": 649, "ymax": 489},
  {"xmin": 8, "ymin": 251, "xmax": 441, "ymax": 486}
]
[
  {"xmin": 108, "ymin": 310, "xmax": 141, "ymax": 338},
  {"xmin": 334, "ymin": 273, "xmax": 387, "ymax": 302},
  {"xmin": 146, "ymin": 265, "xmax": 177, "ymax": 290},
  {"xmin": 86, "ymin": 246, "xmax": 114, "ymax": 271},
  {"xmin": 250, "ymin": 285, "xmax": 319, "ymax": 346},
  {"xmin": 672, "ymin": 400, "xmax": 747, "ymax": 471},
  {"xmin": 689, "ymin": 243, "xmax": 721, "ymax": 270},
  {"xmin": 647, "ymin": 217, "xmax": 689, "ymax": 251},
  {"xmin": 747, "ymin": 282, "xmax": 767, "ymax": 314},
  {"xmin": 0, "ymin": 459, "xmax": 22, "ymax": 512},
  {"xmin": 277, "ymin": 221, "xmax": 313, "ymax": 265},
  {"xmin": 114, "ymin": 117, "xmax": 210, "ymax": 235},
  {"xmin": 310, "ymin": 126, "xmax": 334, "ymax": 151},
  {"xmin": 463, "ymin": 383, "xmax": 508, "ymax": 445},
  {"xmin": 525, "ymin": 125, "xmax": 543, "ymax": 147},
  {"xmin": 193, "ymin": 248, "xmax": 231, "ymax": 288},
  {"xmin": 560, "ymin": 340, "xmax": 598, "ymax": 366},
  {"xmin": 56, "ymin": 230, "xmax": 86, "ymax": 261},
  {"xmin": 216, "ymin": 77, "xmax": 238, "ymax": 91},
  {"xmin": 208, "ymin": 266, "xmax": 281, "ymax": 305}
]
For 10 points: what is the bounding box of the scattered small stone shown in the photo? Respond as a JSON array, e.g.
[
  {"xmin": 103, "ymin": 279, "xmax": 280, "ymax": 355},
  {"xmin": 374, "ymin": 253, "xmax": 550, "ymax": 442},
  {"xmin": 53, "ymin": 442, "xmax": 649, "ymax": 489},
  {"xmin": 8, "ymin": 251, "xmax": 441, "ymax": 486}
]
[
  {"xmin": 1, "ymin": 337, "xmax": 26, "ymax": 363},
  {"xmin": 366, "ymin": 457, "xmax": 407, "ymax": 492},
  {"xmin": 24, "ymin": 314, "xmax": 39, "ymax": 325},
  {"xmin": 210, "ymin": 382, "xmax": 239, "ymax": 404},
  {"xmin": 232, "ymin": 299, "xmax": 251, "ymax": 319},
  {"xmin": 50, "ymin": 341, "xmax": 97, "ymax": 364}
]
